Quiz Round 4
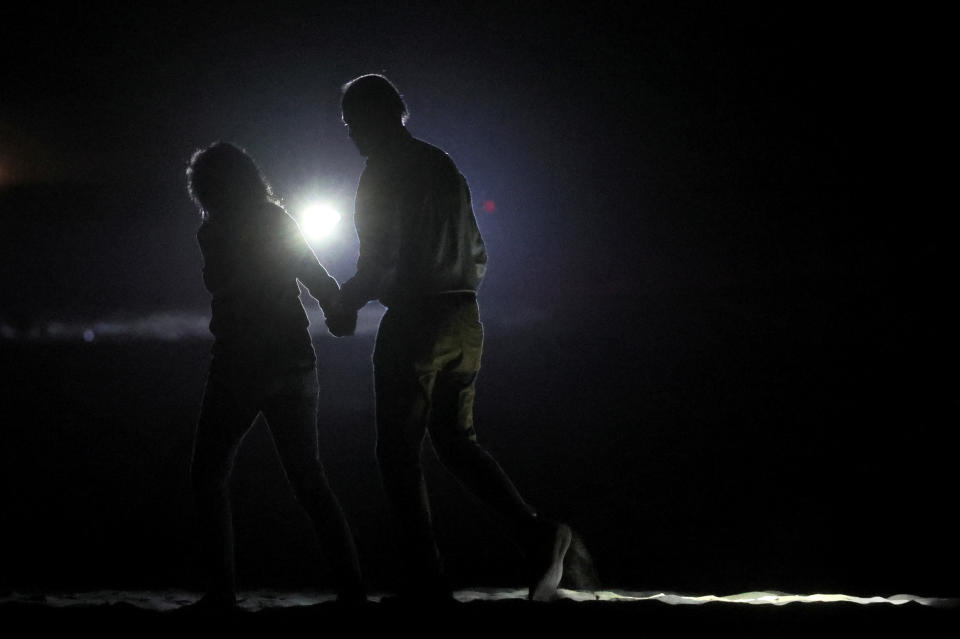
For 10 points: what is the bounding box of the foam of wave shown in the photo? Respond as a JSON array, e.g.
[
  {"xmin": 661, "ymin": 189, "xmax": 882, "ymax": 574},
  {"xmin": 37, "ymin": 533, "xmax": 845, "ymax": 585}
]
[{"xmin": 1, "ymin": 588, "xmax": 954, "ymax": 611}]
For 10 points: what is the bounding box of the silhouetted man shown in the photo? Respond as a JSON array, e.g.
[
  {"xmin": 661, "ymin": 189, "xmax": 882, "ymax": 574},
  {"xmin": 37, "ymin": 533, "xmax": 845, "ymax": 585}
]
[{"xmin": 326, "ymin": 74, "xmax": 572, "ymax": 602}]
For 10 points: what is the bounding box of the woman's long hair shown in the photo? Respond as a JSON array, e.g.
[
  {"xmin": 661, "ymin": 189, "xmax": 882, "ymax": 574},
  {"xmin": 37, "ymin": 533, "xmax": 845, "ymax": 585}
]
[{"xmin": 186, "ymin": 142, "xmax": 276, "ymax": 223}]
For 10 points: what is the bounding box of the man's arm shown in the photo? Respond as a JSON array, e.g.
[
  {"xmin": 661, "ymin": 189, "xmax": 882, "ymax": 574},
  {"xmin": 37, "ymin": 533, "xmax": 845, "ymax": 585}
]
[{"xmin": 337, "ymin": 167, "xmax": 401, "ymax": 312}]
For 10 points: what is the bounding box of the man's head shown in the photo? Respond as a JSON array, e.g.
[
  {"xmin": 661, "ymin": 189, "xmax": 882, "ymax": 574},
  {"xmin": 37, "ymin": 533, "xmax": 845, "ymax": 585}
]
[{"xmin": 341, "ymin": 74, "xmax": 408, "ymax": 156}]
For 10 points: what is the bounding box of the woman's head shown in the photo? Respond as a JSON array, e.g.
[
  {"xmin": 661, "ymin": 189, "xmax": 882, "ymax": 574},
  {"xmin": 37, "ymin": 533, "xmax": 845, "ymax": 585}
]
[{"xmin": 186, "ymin": 142, "xmax": 274, "ymax": 222}]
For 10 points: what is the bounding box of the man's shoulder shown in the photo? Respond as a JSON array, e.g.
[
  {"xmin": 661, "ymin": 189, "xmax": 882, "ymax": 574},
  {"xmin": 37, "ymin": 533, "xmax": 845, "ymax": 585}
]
[
  {"xmin": 363, "ymin": 134, "xmax": 460, "ymax": 190},
  {"xmin": 402, "ymin": 136, "xmax": 462, "ymax": 185},
  {"xmin": 408, "ymin": 136, "xmax": 456, "ymax": 167}
]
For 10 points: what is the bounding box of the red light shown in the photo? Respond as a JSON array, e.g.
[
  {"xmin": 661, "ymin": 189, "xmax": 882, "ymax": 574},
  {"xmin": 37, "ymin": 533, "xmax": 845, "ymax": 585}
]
[{"xmin": 482, "ymin": 200, "xmax": 496, "ymax": 212}]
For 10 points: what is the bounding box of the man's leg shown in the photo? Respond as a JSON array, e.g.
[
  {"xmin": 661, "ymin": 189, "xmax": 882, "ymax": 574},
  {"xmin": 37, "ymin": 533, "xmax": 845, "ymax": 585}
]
[
  {"xmin": 426, "ymin": 298, "xmax": 538, "ymax": 532},
  {"xmin": 426, "ymin": 298, "xmax": 572, "ymax": 600},
  {"xmin": 190, "ymin": 370, "xmax": 260, "ymax": 605},
  {"xmin": 428, "ymin": 371, "xmax": 538, "ymax": 531},
  {"xmin": 373, "ymin": 309, "xmax": 447, "ymax": 597},
  {"xmin": 261, "ymin": 367, "xmax": 364, "ymax": 602}
]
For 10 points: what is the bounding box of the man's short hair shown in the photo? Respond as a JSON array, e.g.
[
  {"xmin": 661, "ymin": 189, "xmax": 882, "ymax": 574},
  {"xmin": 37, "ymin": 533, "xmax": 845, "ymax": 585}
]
[{"xmin": 341, "ymin": 74, "xmax": 409, "ymax": 124}]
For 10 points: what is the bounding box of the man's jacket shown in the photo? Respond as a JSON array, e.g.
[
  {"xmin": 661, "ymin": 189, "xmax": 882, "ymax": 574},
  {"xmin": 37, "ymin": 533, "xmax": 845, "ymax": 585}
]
[{"xmin": 340, "ymin": 130, "xmax": 487, "ymax": 310}]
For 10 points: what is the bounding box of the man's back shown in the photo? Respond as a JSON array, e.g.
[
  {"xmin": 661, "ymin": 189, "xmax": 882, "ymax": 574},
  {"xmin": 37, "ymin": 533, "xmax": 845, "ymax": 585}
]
[{"xmin": 343, "ymin": 131, "xmax": 487, "ymax": 309}]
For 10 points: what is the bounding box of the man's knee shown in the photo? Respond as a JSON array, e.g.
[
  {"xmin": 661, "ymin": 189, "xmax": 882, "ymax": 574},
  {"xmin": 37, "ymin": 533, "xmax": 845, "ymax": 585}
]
[
  {"xmin": 374, "ymin": 400, "xmax": 430, "ymax": 475},
  {"xmin": 375, "ymin": 432, "xmax": 422, "ymax": 478},
  {"xmin": 430, "ymin": 431, "xmax": 480, "ymax": 468}
]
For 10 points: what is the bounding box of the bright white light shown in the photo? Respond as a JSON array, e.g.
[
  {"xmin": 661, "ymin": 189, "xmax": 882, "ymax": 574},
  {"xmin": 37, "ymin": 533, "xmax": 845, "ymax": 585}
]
[{"xmin": 300, "ymin": 202, "xmax": 341, "ymax": 241}]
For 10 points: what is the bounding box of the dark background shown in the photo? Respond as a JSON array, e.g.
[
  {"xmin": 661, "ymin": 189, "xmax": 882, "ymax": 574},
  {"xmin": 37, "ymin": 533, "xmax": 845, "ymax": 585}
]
[{"xmin": 1, "ymin": 3, "xmax": 955, "ymax": 597}]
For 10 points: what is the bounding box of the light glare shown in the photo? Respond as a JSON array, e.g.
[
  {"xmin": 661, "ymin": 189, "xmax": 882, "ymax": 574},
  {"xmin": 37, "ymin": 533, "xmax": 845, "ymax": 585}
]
[{"xmin": 300, "ymin": 202, "xmax": 341, "ymax": 240}]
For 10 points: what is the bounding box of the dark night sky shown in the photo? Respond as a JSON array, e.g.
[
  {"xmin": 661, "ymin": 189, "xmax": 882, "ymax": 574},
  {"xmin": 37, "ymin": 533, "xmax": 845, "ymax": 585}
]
[
  {"xmin": 1, "ymin": 3, "xmax": 957, "ymax": 596},
  {"xmin": 2, "ymin": 3, "xmax": 910, "ymax": 326}
]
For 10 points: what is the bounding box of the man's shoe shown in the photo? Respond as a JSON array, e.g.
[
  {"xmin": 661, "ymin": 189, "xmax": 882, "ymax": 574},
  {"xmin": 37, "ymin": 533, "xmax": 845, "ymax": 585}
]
[{"xmin": 527, "ymin": 521, "xmax": 573, "ymax": 601}]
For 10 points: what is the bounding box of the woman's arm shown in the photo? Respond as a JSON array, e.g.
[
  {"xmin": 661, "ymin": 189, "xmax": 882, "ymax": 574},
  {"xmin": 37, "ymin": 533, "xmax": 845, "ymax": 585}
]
[
  {"xmin": 268, "ymin": 210, "xmax": 341, "ymax": 312},
  {"xmin": 295, "ymin": 245, "xmax": 340, "ymax": 313}
]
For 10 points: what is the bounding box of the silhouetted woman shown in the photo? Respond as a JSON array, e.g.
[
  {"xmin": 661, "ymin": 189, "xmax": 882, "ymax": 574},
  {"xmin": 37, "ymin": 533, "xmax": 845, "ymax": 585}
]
[{"xmin": 186, "ymin": 142, "xmax": 363, "ymax": 608}]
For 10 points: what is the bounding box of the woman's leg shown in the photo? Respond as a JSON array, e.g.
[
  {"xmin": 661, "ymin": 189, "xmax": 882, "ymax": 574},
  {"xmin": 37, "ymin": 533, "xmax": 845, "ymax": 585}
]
[
  {"xmin": 190, "ymin": 370, "xmax": 259, "ymax": 603},
  {"xmin": 261, "ymin": 368, "xmax": 364, "ymax": 600}
]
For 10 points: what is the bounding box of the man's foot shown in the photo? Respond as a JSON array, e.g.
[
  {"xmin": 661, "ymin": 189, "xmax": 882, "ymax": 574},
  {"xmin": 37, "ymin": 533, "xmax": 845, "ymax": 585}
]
[
  {"xmin": 527, "ymin": 521, "xmax": 573, "ymax": 601},
  {"xmin": 335, "ymin": 583, "xmax": 369, "ymax": 608},
  {"xmin": 559, "ymin": 528, "xmax": 602, "ymax": 591}
]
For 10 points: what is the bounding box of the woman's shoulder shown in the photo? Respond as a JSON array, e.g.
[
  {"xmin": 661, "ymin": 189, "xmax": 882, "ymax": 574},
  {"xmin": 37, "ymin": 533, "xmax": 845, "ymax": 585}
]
[
  {"xmin": 196, "ymin": 220, "xmax": 223, "ymax": 250},
  {"xmin": 260, "ymin": 201, "xmax": 304, "ymax": 237},
  {"xmin": 197, "ymin": 201, "xmax": 302, "ymax": 250}
]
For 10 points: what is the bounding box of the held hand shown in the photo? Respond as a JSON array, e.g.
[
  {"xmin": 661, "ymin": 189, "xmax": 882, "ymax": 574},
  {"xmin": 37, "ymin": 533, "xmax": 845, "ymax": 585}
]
[{"xmin": 325, "ymin": 304, "xmax": 358, "ymax": 338}]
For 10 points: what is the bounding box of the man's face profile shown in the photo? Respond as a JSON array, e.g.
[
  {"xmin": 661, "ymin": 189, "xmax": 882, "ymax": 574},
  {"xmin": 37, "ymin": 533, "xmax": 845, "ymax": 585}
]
[
  {"xmin": 342, "ymin": 109, "xmax": 370, "ymax": 157},
  {"xmin": 342, "ymin": 105, "xmax": 393, "ymax": 157}
]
